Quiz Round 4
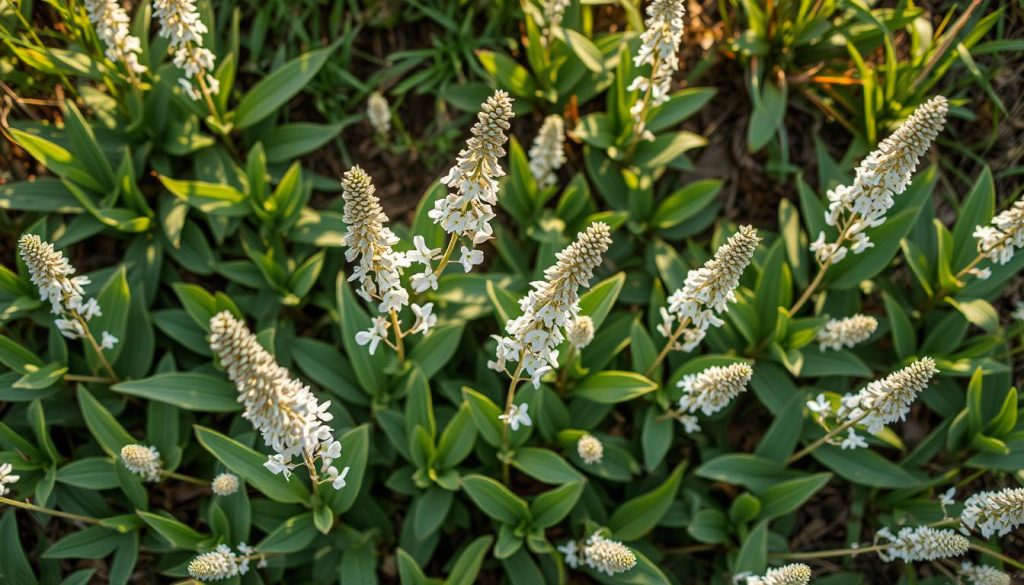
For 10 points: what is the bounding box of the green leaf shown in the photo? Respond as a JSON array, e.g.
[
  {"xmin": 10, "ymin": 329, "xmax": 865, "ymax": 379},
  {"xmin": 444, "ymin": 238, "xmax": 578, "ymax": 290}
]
[
  {"xmin": 410, "ymin": 323, "xmax": 464, "ymax": 378},
  {"xmin": 578, "ymin": 272, "xmax": 625, "ymax": 329},
  {"xmin": 86, "ymin": 267, "xmax": 131, "ymax": 370},
  {"xmin": 462, "ymin": 387, "xmax": 503, "ymax": 448},
  {"xmin": 758, "ymin": 473, "xmax": 831, "ymax": 519},
  {"xmin": 0, "ymin": 511, "xmax": 37, "ymax": 584},
  {"xmin": 78, "ymin": 389, "xmax": 135, "ymax": 456},
  {"xmin": 158, "ymin": 176, "xmax": 249, "ymax": 217},
  {"xmin": 734, "ymin": 521, "xmax": 768, "ymax": 574},
  {"xmin": 336, "ymin": 275, "xmax": 387, "ymax": 396},
  {"xmin": 137, "ymin": 511, "xmax": 206, "ymax": 550},
  {"xmin": 688, "ymin": 509, "xmax": 731, "ymax": 544},
  {"xmin": 476, "ymin": 50, "xmax": 536, "ymax": 98},
  {"xmin": 530, "ymin": 481, "xmax": 584, "ymax": 528},
  {"xmin": 747, "ymin": 79, "xmax": 787, "ymax": 151},
  {"xmin": 323, "ymin": 424, "xmax": 370, "ymax": 515},
  {"xmin": 572, "ymin": 371, "xmax": 657, "ymax": 404},
  {"xmin": 193, "ymin": 425, "xmax": 309, "ymax": 504},
  {"xmin": 413, "ymin": 486, "xmax": 454, "ymax": 540},
  {"xmin": 57, "ymin": 457, "xmax": 118, "ymax": 490},
  {"xmin": 951, "ymin": 167, "xmax": 995, "ymax": 269},
  {"xmin": 811, "ymin": 445, "xmax": 920, "ymax": 488},
  {"xmin": 650, "ymin": 179, "xmax": 722, "ymax": 229},
  {"xmin": 263, "ymin": 122, "xmax": 344, "ymax": 163},
  {"xmin": 396, "ymin": 548, "xmax": 433, "ymax": 585},
  {"xmin": 437, "ymin": 405, "xmax": 477, "ymax": 470},
  {"xmin": 258, "ymin": 513, "xmax": 318, "ymax": 553},
  {"xmin": 13, "ymin": 362, "xmax": 67, "ymax": 390},
  {"xmin": 0, "ymin": 334, "xmax": 44, "ymax": 374},
  {"xmin": 511, "ymin": 447, "xmax": 582, "ymax": 484},
  {"xmin": 42, "ymin": 526, "xmax": 121, "ymax": 559},
  {"xmin": 234, "ymin": 44, "xmax": 337, "ymax": 129},
  {"xmin": 445, "ymin": 535, "xmax": 493, "ymax": 585},
  {"xmin": 608, "ymin": 463, "xmax": 685, "ymax": 540},
  {"xmin": 112, "ymin": 373, "xmax": 240, "ymax": 412},
  {"xmin": 558, "ymin": 28, "xmax": 604, "ymax": 72},
  {"xmin": 8, "ymin": 128, "xmax": 105, "ymax": 191},
  {"xmin": 461, "ymin": 474, "xmax": 530, "ymax": 525}
]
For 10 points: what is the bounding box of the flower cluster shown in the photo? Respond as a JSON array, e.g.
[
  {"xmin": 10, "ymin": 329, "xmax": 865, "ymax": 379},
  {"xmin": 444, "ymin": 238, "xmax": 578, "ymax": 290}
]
[
  {"xmin": 812, "ymin": 96, "xmax": 947, "ymax": 264},
  {"xmin": 876, "ymin": 525, "xmax": 968, "ymax": 562},
  {"xmin": 367, "ymin": 91, "xmax": 391, "ymax": 136},
  {"xmin": 961, "ymin": 487, "xmax": 1024, "ymax": 538},
  {"xmin": 187, "ymin": 543, "xmax": 265, "ymax": 581},
  {"xmin": 744, "ymin": 563, "xmax": 812, "ymax": 585},
  {"xmin": 18, "ymin": 235, "xmax": 117, "ymax": 348},
  {"xmin": 528, "ymin": 114, "xmax": 566, "ymax": 188},
  {"xmin": 429, "ymin": 90, "xmax": 514, "ymax": 261},
  {"xmin": 674, "ymin": 363, "xmax": 752, "ymax": 433},
  {"xmin": 837, "ymin": 357, "xmax": 938, "ymax": 435},
  {"xmin": 558, "ymin": 532, "xmax": 637, "ymax": 576},
  {"xmin": 816, "ymin": 314, "xmax": 878, "ymax": 351},
  {"xmin": 490, "ymin": 223, "xmax": 612, "ymax": 389},
  {"xmin": 153, "ymin": 0, "xmax": 218, "ymax": 100},
  {"xmin": 627, "ymin": 0, "xmax": 685, "ymax": 141},
  {"xmin": 659, "ymin": 226, "xmax": 760, "ymax": 352},
  {"xmin": 577, "ymin": 433, "xmax": 604, "ymax": 464},
  {"xmin": 120, "ymin": 444, "xmax": 163, "ymax": 482},
  {"xmin": 0, "ymin": 462, "xmax": 20, "ymax": 496},
  {"xmin": 959, "ymin": 562, "xmax": 1011, "ymax": 585},
  {"xmin": 209, "ymin": 311, "xmax": 349, "ymax": 489},
  {"xmin": 542, "ymin": 0, "xmax": 571, "ymax": 38},
  {"xmin": 498, "ymin": 403, "xmax": 531, "ymax": 431},
  {"xmin": 84, "ymin": 0, "xmax": 146, "ymax": 75},
  {"xmin": 567, "ymin": 316, "xmax": 595, "ymax": 349},
  {"xmin": 211, "ymin": 472, "xmax": 240, "ymax": 496},
  {"xmin": 973, "ymin": 198, "xmax": 1024, "ymax": 272}
]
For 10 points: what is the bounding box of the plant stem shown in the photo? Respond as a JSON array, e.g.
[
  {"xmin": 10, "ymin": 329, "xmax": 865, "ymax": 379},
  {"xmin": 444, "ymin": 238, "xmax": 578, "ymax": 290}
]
[
  {"xmin": 73, "ymin": 313, "xmax": 119, "ymax": 382},
  {"xmin": 787, "ymin": 411, "xmax": 869, "ymax": 465},
  {"xmin": 624, "ymin": 53, "xmax": 662, "ymax": 160},
  {"xmin": 389, "ymin": 309, "xmax": 405, "ymax": 362},
  {"xmin": 787, "ymin": 219, "xmax": 856, "ymax": 317},
  {"xmin": 0, "ymin": 496, "xmax": 101, "ymax": 524},
  {"xmin": 645, "ymin": 317, "xmax": 691, "ymax": 378},
  {"xmin": 970, "ymin": 543, "xmax": 1024, "ymax": 570},
  {"xmin": 162, "ymin": 471, "xmax": 208, "ymax": 486},
  {"xmin": 432, "ymin": 234, "xmax": 460, "ymax": 278},
  {"xmin": 772, "ymin": 543, "xmax": 886, "ymax": 560},
  {"xmin": 64, "ymin": 374, "xmax": 115, "ymax": 384},
  {"xmin": 500, "ymin": 360, "xmax": 526, "ymax": 485},
  {"xmin": 555, "ymin": 345, "xmax": 576, "ymax": 392}
]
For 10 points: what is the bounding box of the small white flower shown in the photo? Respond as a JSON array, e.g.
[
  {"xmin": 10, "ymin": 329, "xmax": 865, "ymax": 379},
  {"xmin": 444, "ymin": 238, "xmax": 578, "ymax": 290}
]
[
  {"xmin": 457, "ymin": 246, "xmax": 484, "ymax": 273},
  {"xmin": 961, "ymin": 487, "xmax": 1024, "ymax": 538},
  {"xmin": 557, "ymin": 539, "xmax": 581, "ymax": 569},
  {"xmin": 940, "ymin": 487, "xmax": 956, "ymax": 507},
  {"xmin": 974, "ymin": 199, "xmax": 1024, "ymax": 267},
  {"xmin": 84, "ymin": 0, "xmax": 147, "ymax": 74},
  {"xmin": 406, "ymin": 235, "xmax": 441, "ymax": 266},
  {"xmin": 840, "ymin": 429, "xmax": 868, "ymax": 450},
  {"xmin": 100, "ymin": 331, "xmax": 119, "ymax": 350},
  {"xmin": 677, "ymin": 414, "xmax": 701, "ymax": 434},
  {"xmin": 410, "ymin": 303, "xmax": 437, "ymax": 335},
  {"xmin": 816, "ymin": 314, "xmax": 877, "ymax": 351},
  {"xmin": 806, "ymin": 394, "xmax": 832, "ymax": 416},
  {"xmin": 153, "ymin": 0, "xmax": 218, "ymax": 100},
  {"xmin": 1011, "ymin": 301, "xmax": 1024, "ymax": 321},
  {"xmin": 325, "ymin": 465, "xmax": 351, "ymax": 490},
  {"xmin": 120, "ymin": 444, "xmax": 162, "ymax": 482},
  {"xmin": 264, "ymin": 454, "xmax": 292, "ymax": 479},
  {"xmin": 0, "ymin": 462, "xmax": 20, "ymax": 496},
  {"xmin": 498, "ymin": 403, "xmax": 531, "ymax": 431},
  {"xmin": 577, "ymin": 434, "xmax": 604, "ymax": 464},
  {"xmin": 211, "ymin": 473, "xmax": 240, "ymax": 496},
  {"xmin": 567, "ymin": 316, "xmax": 595, "ymax": 349},
  {"xmin": 355, "ymin": 317, "xmax": 390, "ymax": 355}
]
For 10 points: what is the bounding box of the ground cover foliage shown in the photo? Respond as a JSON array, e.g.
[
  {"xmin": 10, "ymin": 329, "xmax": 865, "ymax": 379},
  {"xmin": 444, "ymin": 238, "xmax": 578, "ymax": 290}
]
[{"xmin": 0, "ymin": 0, "xmax": 1023, "ymax": 583}]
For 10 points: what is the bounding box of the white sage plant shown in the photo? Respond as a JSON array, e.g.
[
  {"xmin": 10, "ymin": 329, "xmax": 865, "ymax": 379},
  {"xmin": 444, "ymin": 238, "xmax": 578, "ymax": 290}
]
[
  {"xmin": 84, "ymin": 0, "xmax": 147, "ymax": 79},
  {"xmin": 671, "ymin": 363, "xmax": 753, "ymax": 433},
  {"xmin": 209, "ymin": 311, "xmax": 349, "ymax": 490},
  {"xmin": 429, "ymin": 90, "xmax": 515, "ymax": 273},
  {"xmin": 528, "ymin": 114, "xmax": 566, "ymax": 188},
  {"xmin": 651, "ymin": 225, "xmax": 760, "ymax": 373},
  {"xmin": 490, "ymin": 222, "xmax": 612, "ymax": 403},
  {"xmin": 627, "ymin": 0, "xmax": 686, "ymax": 142},
  {"xmin": 340, "ymin": 165, "xmax": 436, "ymax": 358},
  {"xmin": 18, "ymin": 234, "xmax": 118, "ymax": 378},
  {"xmin": 152, "ymin": 0, "xmax": 219, "ymax": 102},
  {"xmin": 816, "ymin": 314, "xmax": 878, "ymax": 351},
  {"xmin": 875, "ymin": 525, "xmax": 969, "ymax": 562},
  {"xmin": 960, "ymin": 487, "xmax": 1024, "ymax": 538}
]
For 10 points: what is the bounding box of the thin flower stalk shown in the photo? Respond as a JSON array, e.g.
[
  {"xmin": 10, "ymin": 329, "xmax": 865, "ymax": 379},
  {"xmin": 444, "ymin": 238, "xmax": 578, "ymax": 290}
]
[
  {"xmin": 429, "ymin": 90, "xmax": 515, "ymax": 276},
  {"xmin": 18, "ymin": 235, "xmax": 119, "ymax": 381},
  {"xmin": 209, "ymin": 311, "xmax": 349, "ymax": 490},
  {"xmin": 648, "ymin": 226, "xmax": 760, "ymax": 376},
  {"xmin": 627, "ymin": 0, "xmax": 685, "ymax": 146},
  {"xmin": 791, "ymin": 97, "xmax": 947, "ymax": 316}
]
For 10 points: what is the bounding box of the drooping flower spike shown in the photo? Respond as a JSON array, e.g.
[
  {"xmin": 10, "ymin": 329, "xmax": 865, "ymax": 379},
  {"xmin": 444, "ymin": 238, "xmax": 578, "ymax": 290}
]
[
  {"xmin": 209, "ymin": 311, "xmax": 349, "ymax": 489},
  {"xmin": 972, "ymin": 198, "xmax": 1024, "ymax": 274},
  {"xmin": 490, "ymin": 222, "xmax": 612, "ymax": 389}
]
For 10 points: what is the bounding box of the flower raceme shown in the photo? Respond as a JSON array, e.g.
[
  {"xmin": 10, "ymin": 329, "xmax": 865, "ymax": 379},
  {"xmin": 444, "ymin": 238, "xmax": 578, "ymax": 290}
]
[
  {"xmin": 875, "ymin": 525, "xmax": 968, "ymax": 562},
  {"xmin": 745, "ymin": 563, "xmax": 812, "ymax": 585},
  {"xmin": 429, "ymin": 90, "xmax": 515, "ymax": 260},
  {"xmin": 973, "ymin": 198, "xmax": 1024, "ymax": 272},
  {"xmin": 211, "ymin": 473, "xmax": 240, "ymax": 496},
  {"xmin": 838, "ymin": 357, "xmax": 938, "ymax": 434},
  {"xmin": 628, "ymin": 0, "xmax": 686, "ymax": 141},
  {"xmin": 960, "ymin": 487, "xmax": 1024, "ymax": 538},
  {"xmin": 490, "ymin": 222, "xmax": 612, "ymax": 389},
  {"xmin": 187, "ymin": 543, "xmax": 265, "ymax": 581},
  {"xmin": 816, "ymin": 314, "xmax": 878, "ymax": 351},
  {"xmin": 959, "ymin": 562, "xmax": 1011, "ymax": 585},
  {"xmin": 528, "ymin": 114, "xmax": 566, "ymax": 188},
  {"xmin": 18, "ymin": 234, "xmax": 116, "ymax": 347},
  {"xmin": 208, "ymin": 311, "xmax": 349, "ymax": 489},
  {"xmin": 558, "ymin": 532, "xmax": 637, "ymax": 576},
  {"xmin": 367, "ymin": 91, "xmax": 391, "ymax": 136},
  {"xmin": 0, "ymin": 462, "xmax": 20, "ymax": 497},
  {"xmin": 153, "ymin": 0, "xmax": 218, "ymax": 100},
  {"xmin": 673, "ymin": 363, "xmax": 752, "ymax": 433},
  {"xmin": 812, "ymin": 96, "xmax": 947, "ymax": 265},
  {"xmin": 659, "ymin": 225, "xmax": 760, "ymax": 352},
  {"xmin": 120, "ymin": 444, "xmax": 163, "ymax": 482},
  {"xmin": 84, "ymin": 0, "xmax": 147, "ymax": 75}
]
